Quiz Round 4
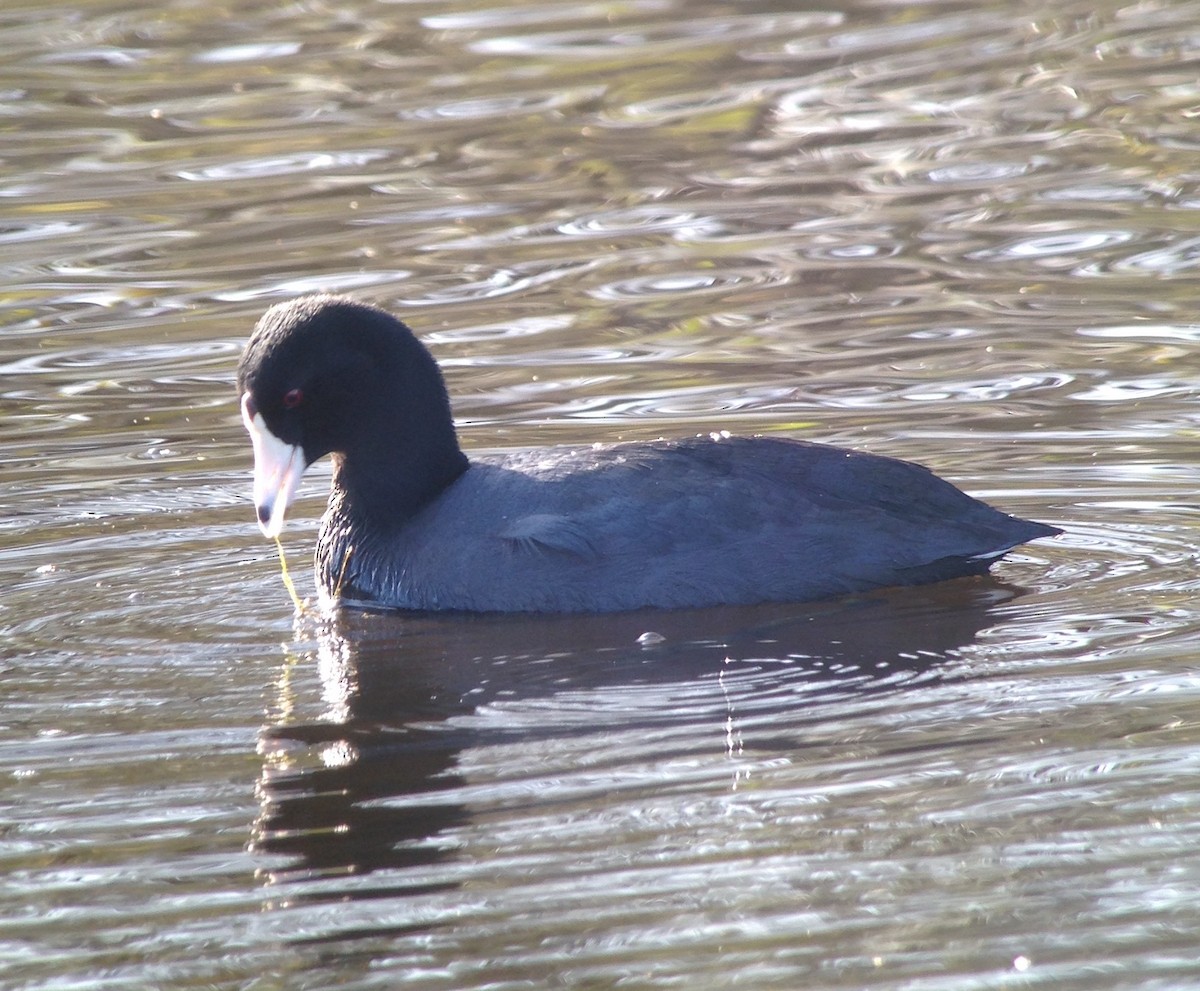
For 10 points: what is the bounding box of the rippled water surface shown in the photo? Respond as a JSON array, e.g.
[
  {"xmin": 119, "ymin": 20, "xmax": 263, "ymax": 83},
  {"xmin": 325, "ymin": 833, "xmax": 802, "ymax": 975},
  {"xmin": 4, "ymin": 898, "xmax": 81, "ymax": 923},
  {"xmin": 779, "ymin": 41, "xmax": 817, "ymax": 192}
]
[{"xmin": 5, "ymin": 0, "xmax": 1200, "ymax": 987}]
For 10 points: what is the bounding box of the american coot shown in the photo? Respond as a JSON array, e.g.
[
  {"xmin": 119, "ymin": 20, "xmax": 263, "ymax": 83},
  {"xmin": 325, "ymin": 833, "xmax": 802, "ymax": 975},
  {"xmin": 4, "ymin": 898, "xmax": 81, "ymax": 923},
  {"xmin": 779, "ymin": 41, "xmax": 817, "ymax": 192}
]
[{"xmin": 237, "ymin": 295, "xmax": 1060, "ymax": 613}]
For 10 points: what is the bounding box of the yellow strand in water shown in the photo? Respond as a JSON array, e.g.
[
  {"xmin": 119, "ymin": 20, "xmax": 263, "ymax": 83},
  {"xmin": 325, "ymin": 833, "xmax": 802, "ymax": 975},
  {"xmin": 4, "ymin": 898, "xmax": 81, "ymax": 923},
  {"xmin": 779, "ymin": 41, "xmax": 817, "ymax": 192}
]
[
  {"xmin": 273, "ymin": 535, "xmax": 305, "ymax": 613},
  {"xmin": 333, "ymin": 545, "xmax": 354, "ymax": 599}
]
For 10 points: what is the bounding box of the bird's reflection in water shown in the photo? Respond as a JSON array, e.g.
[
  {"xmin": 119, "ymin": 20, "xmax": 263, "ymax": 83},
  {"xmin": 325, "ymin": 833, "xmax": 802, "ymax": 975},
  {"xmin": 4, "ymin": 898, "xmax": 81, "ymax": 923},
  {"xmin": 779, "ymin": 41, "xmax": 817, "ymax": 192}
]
[{"xmin": 252, "ymin": 578, "xmax": 1024, "ymax": 906}]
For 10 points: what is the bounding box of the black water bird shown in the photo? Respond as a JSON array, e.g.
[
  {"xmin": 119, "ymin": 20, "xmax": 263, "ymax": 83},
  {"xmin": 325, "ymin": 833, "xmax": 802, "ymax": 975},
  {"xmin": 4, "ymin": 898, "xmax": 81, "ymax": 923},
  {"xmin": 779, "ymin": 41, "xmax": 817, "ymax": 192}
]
[{"xmin": 237, "ymin": 295, "xmax": 1059, "ymax": 612}]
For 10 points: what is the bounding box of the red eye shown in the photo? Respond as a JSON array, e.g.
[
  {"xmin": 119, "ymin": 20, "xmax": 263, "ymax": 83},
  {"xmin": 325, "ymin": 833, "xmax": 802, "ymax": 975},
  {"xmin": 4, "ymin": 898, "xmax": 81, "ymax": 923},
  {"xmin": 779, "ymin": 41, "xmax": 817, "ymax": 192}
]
[{"xmin": 282, "ymin": 388, "xmax": 303, "ymax": 409}]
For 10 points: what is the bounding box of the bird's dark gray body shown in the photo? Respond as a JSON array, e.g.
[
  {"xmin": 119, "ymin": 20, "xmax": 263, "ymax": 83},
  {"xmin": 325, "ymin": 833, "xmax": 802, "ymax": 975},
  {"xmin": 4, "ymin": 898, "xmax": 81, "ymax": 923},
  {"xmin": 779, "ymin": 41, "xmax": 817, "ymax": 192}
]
[{"xmin": 315, "ymin": 435, "xmax": 1056, "ymax": 613}]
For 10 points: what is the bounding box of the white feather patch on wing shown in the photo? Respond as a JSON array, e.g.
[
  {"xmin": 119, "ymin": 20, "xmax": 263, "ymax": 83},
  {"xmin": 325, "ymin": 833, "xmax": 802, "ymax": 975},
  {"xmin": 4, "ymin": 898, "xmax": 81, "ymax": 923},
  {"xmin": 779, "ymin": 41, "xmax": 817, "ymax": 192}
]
[{"xmin": 498, "ymin": 513, "xmax": 600, "ymax": 558}]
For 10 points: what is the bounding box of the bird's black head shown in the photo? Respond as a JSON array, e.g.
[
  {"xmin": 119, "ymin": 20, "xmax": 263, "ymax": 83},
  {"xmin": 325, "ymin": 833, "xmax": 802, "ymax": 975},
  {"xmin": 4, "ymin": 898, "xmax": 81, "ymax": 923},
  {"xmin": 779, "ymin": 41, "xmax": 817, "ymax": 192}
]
[{"xmin": 237, "ymin": 294, "xmax": 468, "ymax": 535}]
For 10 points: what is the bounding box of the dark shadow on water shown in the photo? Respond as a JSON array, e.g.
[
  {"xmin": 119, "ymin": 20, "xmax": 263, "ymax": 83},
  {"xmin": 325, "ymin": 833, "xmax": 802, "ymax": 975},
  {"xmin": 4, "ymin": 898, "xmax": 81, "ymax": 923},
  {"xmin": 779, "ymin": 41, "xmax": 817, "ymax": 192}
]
[{"xmin": 251, "ymin": 577, "xmax": 1027, "ymax": 938}]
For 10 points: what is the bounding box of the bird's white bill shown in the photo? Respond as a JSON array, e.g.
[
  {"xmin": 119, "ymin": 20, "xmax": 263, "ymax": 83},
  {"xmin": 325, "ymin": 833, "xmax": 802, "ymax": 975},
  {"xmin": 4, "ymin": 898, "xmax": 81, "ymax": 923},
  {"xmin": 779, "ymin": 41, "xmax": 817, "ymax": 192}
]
[{"xmin": 241, "ymin": 393, "xmax": 306, "ymax": 539}]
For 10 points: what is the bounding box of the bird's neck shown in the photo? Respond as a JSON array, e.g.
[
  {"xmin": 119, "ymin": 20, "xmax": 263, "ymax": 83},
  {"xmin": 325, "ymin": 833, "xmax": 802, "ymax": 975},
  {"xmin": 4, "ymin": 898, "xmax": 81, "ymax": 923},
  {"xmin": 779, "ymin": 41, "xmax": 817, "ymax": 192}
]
[{"xmin": 331, "ymin": 436, "xmax": 469, "ymax": 529}]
